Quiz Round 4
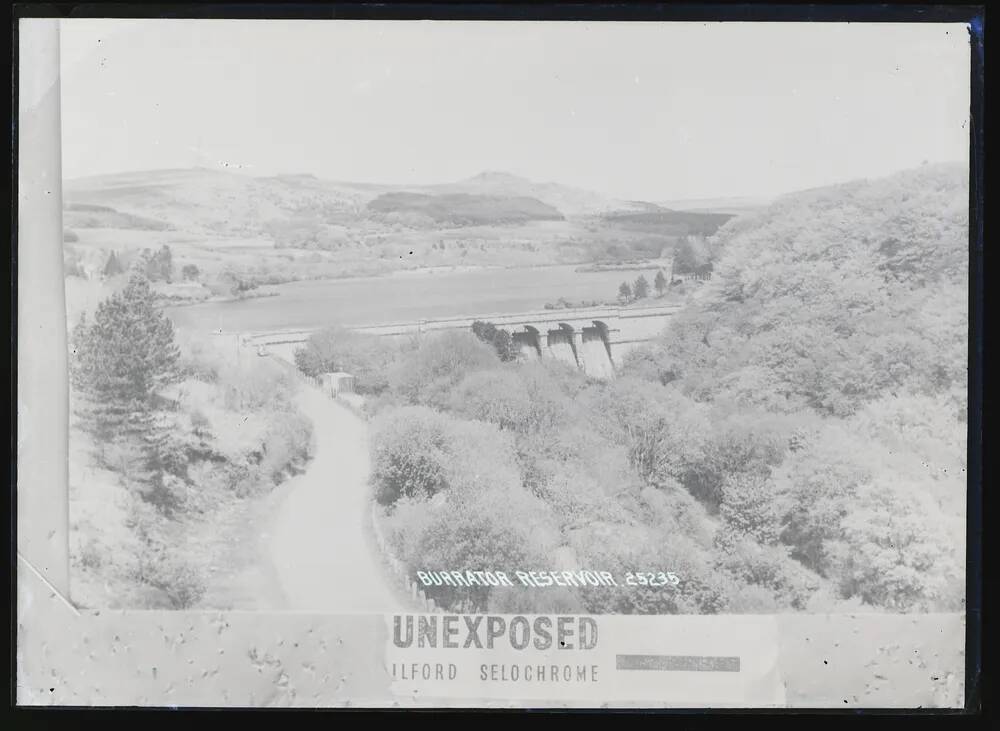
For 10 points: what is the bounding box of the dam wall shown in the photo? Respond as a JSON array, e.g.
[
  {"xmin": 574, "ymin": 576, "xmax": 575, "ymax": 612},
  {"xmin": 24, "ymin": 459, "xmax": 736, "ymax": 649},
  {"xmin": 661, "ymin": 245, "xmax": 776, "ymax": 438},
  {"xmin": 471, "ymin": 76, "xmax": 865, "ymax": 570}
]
[{"xmin": 240, "ymin": 302, "xmax": 682, "ymax": 378}]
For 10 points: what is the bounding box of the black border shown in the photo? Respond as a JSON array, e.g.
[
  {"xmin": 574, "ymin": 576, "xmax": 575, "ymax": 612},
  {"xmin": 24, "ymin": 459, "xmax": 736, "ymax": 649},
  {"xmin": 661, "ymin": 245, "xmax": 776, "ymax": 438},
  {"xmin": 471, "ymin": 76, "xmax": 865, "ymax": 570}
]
[
  {"xmin": 5, "ymin": 2, "xmax": 991, "ymax": 22},
  {"xmin": 8, "ymin": 1, "xmax": 987, "ymax": 719}
]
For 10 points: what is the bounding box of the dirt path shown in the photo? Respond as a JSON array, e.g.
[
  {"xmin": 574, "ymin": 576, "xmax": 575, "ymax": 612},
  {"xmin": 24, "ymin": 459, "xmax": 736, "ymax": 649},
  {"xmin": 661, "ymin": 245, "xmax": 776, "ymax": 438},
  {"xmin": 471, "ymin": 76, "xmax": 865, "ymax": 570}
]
[{"xmin": 268, "ymin": 382, "xmax": 406, "ymax": 612}]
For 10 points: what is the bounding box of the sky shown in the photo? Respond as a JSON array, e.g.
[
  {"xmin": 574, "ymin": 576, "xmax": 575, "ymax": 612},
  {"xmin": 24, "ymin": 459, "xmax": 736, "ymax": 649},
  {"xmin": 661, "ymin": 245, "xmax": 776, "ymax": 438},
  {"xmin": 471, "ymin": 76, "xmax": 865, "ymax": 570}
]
[{"xmin": 59, "ymin": 20, "xmax": 971, "ymax": 201}]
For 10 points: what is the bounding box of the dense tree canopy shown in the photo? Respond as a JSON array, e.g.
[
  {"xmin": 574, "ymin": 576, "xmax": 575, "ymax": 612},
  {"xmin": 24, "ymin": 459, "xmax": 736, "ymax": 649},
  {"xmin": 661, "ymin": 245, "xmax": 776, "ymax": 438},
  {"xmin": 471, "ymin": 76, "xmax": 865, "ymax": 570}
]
[{"xmin": 369, "ymin": 164, "xmax": 967, "ymax": 614}]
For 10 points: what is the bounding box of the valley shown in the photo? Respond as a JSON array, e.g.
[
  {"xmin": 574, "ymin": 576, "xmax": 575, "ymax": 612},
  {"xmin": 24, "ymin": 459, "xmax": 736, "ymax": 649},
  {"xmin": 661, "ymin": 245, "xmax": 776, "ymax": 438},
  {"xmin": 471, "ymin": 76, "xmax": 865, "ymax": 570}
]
[{"xmin": 61, "ymin": 167, "xmax": 741, "ymax": 317}]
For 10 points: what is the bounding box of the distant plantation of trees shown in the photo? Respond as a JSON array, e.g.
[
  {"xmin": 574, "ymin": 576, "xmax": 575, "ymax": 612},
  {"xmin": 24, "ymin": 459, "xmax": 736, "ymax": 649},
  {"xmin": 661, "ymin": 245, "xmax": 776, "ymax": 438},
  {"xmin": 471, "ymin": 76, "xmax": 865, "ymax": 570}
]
[
  {"xmin": 140, "ymin": 245, "xmax": 174, "ymax": 282},
  {"xmin": 367, "ymin": 192, "xmax": 565, "ymax": 227},
  {"xmin": 672, "ymin": 235, "xmax": 713, "ymax": 277}
]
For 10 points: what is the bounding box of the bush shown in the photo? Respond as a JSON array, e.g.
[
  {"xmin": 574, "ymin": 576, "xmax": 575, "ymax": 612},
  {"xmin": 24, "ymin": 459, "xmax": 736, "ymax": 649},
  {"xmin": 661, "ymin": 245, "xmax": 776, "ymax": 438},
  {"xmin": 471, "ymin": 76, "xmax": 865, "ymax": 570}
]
[
  {"xmin": 471, "ymin": 321, "xmax": 518, "ymax": 362},
  {"xmin": 218, "ymin": 358, "xmax": 295, "ymax": 410},
  {"xmin": 79, "ymin": 538, "xmax": 103, "ymax": 570},
  {"xmin": 142, "ymin": 469, "xmax": 190, "ymax": 515},
  {"xmin": 259, "ymin": 411, "xmax": 315, "ymax": 485},
  {"xmin": 174, "ymin": 333, "xmax": 227, "ymax": 383},
  {"xmin": 826, "ymin": 480, "xmax": 964, "ymax": 611},
  {"xmin": 140, "ymin": 551, "xmax": 207, "ymax": 609},
  {"xmin": 219, "ymin": 268, "xmax": 259, "ymax": 296},
  {"xmin": 223, "ymin": 458, "xmax": 263, "ymax": 498},
  {"xmin": 682, "ymin": 412, "xmax": 788, "ymax": 511},
  {"xmin": 449, "ymin": 363, "xmax": 575, "ymax": 435},
  {"xmin": 638, "ymin": 481, "xmax": 716, "ymax": 550},
  {"xmin": 717, "ymin": 471, "xmax": 787, "ymax": 546},
  {"xmin": 579, "ymin": 378, "xmax": 712, "ymax": 494},
  {"xmin": 371, "ymin": 407, "xmax": 453, "ymax": 506},
  {"xmin": 450, "ymin": 369, "xmax": 533, "ymax": 430},
  {"xmin": 714, "ymin": 538, "xmax": 821, "ymax": 610},
  {"xmin": 125, "ymin": 498, "xmax": 207, "ymax": 609},
  {"xmin": 387, "ymin": 330, "xmax": 499, "ymax": 408},
  {"xmin": 371, "ymin": 406, "xmax": 521, "ymax": 506},
  {"xmin": 535, "ymin": 464, "xmax": 633, "ymax": 533},
  {"xmin": 774, "ymin": 423, "xmax": 872, "ymax": 573},
  {"xmin": 619, "ymin": 344, "xmax": 683, "ymax": 386},
  {"xmin": 442, "ymin": 419, "xmax": 523, "ymax": 498},
  {"xmin": 571, "ymin": 527, "xmax": 728, "ymax": 614},
  {"xmin": 405, "ymin": 487, "xmax": 556, "ymax": 612}
]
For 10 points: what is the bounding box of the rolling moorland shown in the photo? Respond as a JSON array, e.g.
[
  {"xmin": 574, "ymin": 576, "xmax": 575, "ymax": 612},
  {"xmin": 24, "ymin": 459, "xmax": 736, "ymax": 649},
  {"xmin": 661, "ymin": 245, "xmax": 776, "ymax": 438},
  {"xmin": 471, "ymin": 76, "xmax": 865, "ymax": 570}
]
[{"xmin": 61, "ymin": 168, "xmax": 737, "ymax": 313}]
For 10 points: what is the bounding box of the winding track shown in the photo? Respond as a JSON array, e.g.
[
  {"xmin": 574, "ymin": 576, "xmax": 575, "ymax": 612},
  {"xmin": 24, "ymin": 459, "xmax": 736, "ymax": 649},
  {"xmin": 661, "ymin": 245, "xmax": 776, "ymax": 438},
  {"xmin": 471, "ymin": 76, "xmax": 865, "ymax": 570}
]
[{"xmin": 268, "ymin": 380, "xmax": 406, "ymax": 612}]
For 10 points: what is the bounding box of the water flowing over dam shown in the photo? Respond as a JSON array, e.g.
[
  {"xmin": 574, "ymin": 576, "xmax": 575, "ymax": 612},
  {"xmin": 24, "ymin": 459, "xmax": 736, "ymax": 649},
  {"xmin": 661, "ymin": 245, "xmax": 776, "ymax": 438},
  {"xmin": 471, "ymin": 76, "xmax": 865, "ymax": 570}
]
[
  {"xmin": 545, "ymin": 328, "xmax": 578, "ymax": 368},
  {"xmin": 581, "ymin": 327, "xmax": 616, "ymax": 379},
  {"xmin": 238, "ymin": 303, "xmax": 683, "ymax": 379}
]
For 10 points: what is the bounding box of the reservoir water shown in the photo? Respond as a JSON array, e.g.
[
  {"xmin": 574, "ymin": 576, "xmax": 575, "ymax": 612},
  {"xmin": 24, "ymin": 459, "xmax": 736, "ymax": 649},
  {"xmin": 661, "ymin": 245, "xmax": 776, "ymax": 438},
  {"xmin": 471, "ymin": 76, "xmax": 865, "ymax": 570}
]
[{"xmin": 165, "ymin": 264, "xmax": 665, "ymax": 333}]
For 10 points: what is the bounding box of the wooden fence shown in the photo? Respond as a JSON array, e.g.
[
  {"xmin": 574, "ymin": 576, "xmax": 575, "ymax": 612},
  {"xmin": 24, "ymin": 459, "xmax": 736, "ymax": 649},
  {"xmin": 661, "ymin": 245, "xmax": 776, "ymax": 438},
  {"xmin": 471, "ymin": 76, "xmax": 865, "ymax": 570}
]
[{"xmin": 368, "ymin": 501, "xmax": 442, "ymax": 614}]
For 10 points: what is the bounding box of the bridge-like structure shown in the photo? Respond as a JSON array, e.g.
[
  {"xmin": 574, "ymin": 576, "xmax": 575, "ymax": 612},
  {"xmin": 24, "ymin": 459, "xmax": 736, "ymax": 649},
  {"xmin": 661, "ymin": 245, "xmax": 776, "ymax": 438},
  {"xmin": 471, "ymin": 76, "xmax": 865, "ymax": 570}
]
[{"xmin": 238, "ymin": 302, "xmax": 682, "ymax": 379}]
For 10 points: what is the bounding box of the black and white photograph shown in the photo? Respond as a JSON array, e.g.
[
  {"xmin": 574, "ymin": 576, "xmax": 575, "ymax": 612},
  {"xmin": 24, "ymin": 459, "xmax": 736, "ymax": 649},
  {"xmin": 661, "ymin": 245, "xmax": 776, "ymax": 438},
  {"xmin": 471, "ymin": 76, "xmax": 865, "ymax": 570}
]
[{"xmin": 16, "ymin": 12, "xmax": 981, "ymax": 709}]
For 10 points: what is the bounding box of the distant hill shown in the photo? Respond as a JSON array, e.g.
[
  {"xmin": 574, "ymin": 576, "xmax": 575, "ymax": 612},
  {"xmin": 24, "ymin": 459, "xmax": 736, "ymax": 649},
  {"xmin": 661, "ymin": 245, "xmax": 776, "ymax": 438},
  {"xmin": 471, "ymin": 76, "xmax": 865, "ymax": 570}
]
[
  {"xmin": 367, "ymin": 191, "xmax": 564, "ymax": 226},
  {"xmin": 63, "ymin": 167, "xmax": 736, "ymax": 233},
  {"xmin": 601, "ymin": 205, "xmax": 734, "ymax": 236},
  {"xmin": 62, "ymin": 167, "xmax": 639, "ymax": 227},
  {"xmin": 63, "ymin": 167, "xmax": 370, "ymax": 237},
  {"xmin": 64, "ymin": 202, "xmax": 175, "ymax": 231},
  {"xmin": 431, "ymin": 171, "xmax": 645, "ymax": 216},
  {"xmin": 61, "ymin": 167, "xmax": 740, "ymax": 280},
  {"xmin": 657, "ymin": 195, "xmax": 774, "ymax": 216}
]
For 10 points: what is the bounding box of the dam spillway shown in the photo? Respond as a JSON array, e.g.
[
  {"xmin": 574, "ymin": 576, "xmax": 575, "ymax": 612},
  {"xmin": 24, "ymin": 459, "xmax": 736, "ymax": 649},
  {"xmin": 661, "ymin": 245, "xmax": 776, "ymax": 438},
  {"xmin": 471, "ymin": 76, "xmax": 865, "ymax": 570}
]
[
  {"xmin": 581, "ymin": 326, "xmax": 616, "ymax": 379},
  {"xmin": 545, "ymin": 327, "xmax": 579, "ymax": 368},
  {"xmin": 513, "ymin": 329, "xmax": 542, "ymax": 362}
]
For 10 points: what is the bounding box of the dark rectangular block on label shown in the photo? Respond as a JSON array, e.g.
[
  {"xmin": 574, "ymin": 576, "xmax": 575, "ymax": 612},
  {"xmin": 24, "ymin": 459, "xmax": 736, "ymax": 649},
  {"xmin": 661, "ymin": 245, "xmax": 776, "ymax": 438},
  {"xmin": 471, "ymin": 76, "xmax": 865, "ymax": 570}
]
[{"xmin": 616, "ymin": 654, "xmax": 740, "ymax": 672}]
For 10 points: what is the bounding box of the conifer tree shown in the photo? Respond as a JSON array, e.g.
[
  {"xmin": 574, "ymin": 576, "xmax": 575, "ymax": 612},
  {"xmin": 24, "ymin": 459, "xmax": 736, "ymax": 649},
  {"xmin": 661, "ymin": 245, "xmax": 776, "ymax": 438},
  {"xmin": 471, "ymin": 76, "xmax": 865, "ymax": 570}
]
[
  {"xmin": 618, "ymin": 281, "xmax": 633, "ymax": 303},
  {"xmin": 82, "ymin": 273, "xmax": 180, "ymax": 409},
  {"xmin": 146, "ymin": 245, "xmax": 174, "ymax": 282},
  {"xmin": 102, "ymin": 250, "xmax": 124, "ymax": 278},
  {"xmin": 634, "ymin": 274, "xmax": 650, "ymax": 299},
  {"xmin": 72, "ymin": 273, "xmax": 183, "ymax": 508},
  {"xmin": 654, "ymin": 270, "xmax": 667, "ymax": 296}
]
